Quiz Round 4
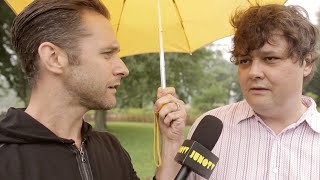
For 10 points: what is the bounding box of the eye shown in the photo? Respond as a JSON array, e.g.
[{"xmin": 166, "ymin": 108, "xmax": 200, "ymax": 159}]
[
  {"xmin": 103, "ymin": 48, "xmax": 120, "ymax": 59},
  {"xmin": 238, "ymin": 59, "xmax": 251, "ymax": 65},
  {"xmin": 264, "ymin": 57, "xmax": 279, "ymax": 63},
  {"xmin": 103, "ymin": 51, "xmax": 115, "ymax": 59}
]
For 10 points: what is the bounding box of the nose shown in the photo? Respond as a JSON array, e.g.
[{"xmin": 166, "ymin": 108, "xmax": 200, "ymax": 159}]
[
  {"xmin": 113, "ymin": 57, "xmax": 129, "ymax": 78},
  {"xmin": 248, "ymin": 60, "xmax": 264, "ymax": 80}
]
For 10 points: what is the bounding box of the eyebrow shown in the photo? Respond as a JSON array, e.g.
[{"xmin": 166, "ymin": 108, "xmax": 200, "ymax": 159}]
[
  {"xmin": 237, "ymin": 50, "xmax": 283, "ymax": 59},
  {"xmin": 258, "ymin": 50, "xmax": 284, "ymax": 57},
  {"xmin": 241, "ymin": 49, "xmax": 285, "ymax": 57},
  {"xmin": 237, "ymin": 55, "xmax": 250, "ymax": 59},
  {"xmin": 100, "ymin": 45, "xmax": 120, "ymax": 53}
]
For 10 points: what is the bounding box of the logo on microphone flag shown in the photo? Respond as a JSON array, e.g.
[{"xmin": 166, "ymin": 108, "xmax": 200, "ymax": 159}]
[{"xmin": 175, "ymin": 140, "xmax": 219, "ymax": 179}]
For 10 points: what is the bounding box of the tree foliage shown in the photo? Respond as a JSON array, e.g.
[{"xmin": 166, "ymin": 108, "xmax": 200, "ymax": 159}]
[
  {"xmin": 304, "ymin": 9, "xmax": 320, "ymax": 105},
  {"xmin": 116, "ymin": 48, "xmax": 239, "ymax": 112},
  {"xmin": 0, "ymin": 1, "xmax": 29, "ymax": 104},
  {"xmin": 116, "ymin": 49, "xmax": 212, "ymax": 108},
  {"xmin": 191, "ymin": 49, "xmax": 239, "ymax": 112}
]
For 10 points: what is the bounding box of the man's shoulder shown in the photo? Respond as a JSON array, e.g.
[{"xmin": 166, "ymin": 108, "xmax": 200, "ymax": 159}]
[
  {"xmin": 88, "ymin": 130, "xmax": 127, "ymax": 151},
  {"xmin": 0, "ymin": 143, "xmax": 5, "ymax": 151},
  {"xmin": 188, "ymin": 101, "xmax": 253, "ymax": 138},
  {"xmin": 89, "ymin": 130, "xmax": 133, "ymax": 162},
  {"xmin": 90, "ymin": 130, "xmax": 119, "ymax": 143},
  {"xmin": 205, "ymin": 100, "xmax": 251, "ymax": 118}
]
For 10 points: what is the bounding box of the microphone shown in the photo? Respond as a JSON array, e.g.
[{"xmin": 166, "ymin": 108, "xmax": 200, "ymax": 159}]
[{"xmin": 174, "ymin": 115, "xmax": 223, "ymax": 180}]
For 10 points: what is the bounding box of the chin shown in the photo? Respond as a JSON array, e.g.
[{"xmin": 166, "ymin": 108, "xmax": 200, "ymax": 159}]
[
  {"xmin": 104, "ymin": 100, "xmax": 117, "ymax": 110},
  {"xmin": 85, "ymin": 99, "xmax": 116, "ymax": 110},
  {"xmin": 249, "ymin": 101, "xmax": 272, "ymax": 112},
  {"xmin": 246, "ymin": 98, "xmax": 267, "ymax": 108},
  {"xmin": 99, "ymin": 95, "xmax": 116, "ymax": 109},
  {"xmin": 106, "ymin": 103, "xmax": 116, "ymax": 110}
]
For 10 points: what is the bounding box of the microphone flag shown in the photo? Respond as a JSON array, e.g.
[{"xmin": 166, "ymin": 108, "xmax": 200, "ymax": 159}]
[{"xmin": 175, "ymin": 139, "xmax": 219, "ymax": 179}]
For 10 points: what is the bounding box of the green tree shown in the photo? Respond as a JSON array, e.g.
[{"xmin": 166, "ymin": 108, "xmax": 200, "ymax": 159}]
[
  {"xmin": 116, "ymin": 49, "xmax": 212, "ymax": 109},
  {"xmin": 192, "ymin": 82, "xmax": 228, "ymax": 111},
  {"xmin": 191, "ymin": 49, "xmax": 239, "ymax": 112},
  {"xmin": 0, "ymin": 1, "xmax": 29, "ymax": 104},
  {"xmin": 304, "ymin": 9, "xmax": 320, "ymax": 105},
  {"xmin": 305, "ymin": 64, "xmax": 320, "ymax": 105}
]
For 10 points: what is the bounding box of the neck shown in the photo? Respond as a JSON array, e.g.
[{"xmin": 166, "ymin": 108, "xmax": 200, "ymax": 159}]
[
  {"xmin": 25, "ymin": 85, "xmax": 87, "ymax": 147},
  {"xmin": 257, "ymin": 98, "xmax": 307, "ymax": 135}
]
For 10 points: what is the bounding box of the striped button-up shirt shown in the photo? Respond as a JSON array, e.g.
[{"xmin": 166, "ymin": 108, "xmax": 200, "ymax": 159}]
[{"xmin": 187, "ymin": 96, "xmax": 320, "ymax": 180}]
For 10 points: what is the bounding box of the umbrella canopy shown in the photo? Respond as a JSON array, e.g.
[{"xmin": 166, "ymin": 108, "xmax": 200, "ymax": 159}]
[{"xmin": 6, "ymin": 0, "xmax": 287, "ymax": 57}]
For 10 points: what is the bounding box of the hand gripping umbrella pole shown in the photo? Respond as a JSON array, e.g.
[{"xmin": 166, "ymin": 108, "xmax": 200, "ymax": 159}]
[{"xmin": 153, "ymin": 0, "xmax": 166, "ymax": 168}]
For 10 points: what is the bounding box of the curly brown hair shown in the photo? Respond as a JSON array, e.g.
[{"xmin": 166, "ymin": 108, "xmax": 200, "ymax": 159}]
[
  {"xmin": 11, "ymin": 0, "xmax": 110, "ymax": 87},
  {"xmin": 230, "ymin": 4, "xmax": 320, "ymax": 82}
]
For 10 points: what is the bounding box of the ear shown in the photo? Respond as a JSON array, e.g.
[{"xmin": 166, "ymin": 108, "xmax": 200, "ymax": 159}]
[
  {"xmin": 302, "ymin": 53, "xmax": 313, "ymax": 77},
  {"xmin": 38, "ymin": 42, "xmax": 68, "ymax": 75}
]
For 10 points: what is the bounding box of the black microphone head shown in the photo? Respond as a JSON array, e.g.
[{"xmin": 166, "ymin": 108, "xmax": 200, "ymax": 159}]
[{"xmin": 191, "ymin": 115, "xmax": 223, "ymax": 150}]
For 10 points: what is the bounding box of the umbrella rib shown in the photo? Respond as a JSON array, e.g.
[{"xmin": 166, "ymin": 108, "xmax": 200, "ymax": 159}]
[
  {"xmin": 172, "ymin": 0, "xmax": 192, "ymax": 53},
  {"xmin": 116, "ymin": 0, "xmax": 127, "ymax": 37}
]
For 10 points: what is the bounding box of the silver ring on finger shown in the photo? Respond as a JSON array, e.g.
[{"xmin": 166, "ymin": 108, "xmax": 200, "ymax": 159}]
[{"xmin": 175, "ymin": 102, "xmax": 181, "ymax": 111}]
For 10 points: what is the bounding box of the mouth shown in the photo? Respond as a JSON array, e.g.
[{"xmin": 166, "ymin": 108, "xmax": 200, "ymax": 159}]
[
  {"xmin": 250, "ymin": 87, "xmax": 269, "ymax": 91},
  {"xmin": 249, "ymin": 86, "xmax": 270, "ymax": 94},
  {"xmin": 108, "ymin": 84, "xmax": 120, "ymax": 90}
]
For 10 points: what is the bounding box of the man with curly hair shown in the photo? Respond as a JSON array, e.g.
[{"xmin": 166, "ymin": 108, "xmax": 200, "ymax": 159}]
[
  {"xmin": 187, "ymin": 4, "xmax": 320, "ymax": 180},
  {"xmin": 0, "ymin": 0, "xmax": 187, "ymax": 179}
]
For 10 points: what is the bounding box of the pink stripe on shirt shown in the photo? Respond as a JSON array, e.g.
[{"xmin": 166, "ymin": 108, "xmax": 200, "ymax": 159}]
[{"xmin": 187, "ymin": 96, "xmax": 320, "ymax": 180}]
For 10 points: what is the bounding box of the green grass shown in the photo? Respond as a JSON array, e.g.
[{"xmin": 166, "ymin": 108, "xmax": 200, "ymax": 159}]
[{"xmin": 106, "ymin": 121, "xmax": 190, "ymax": 180}]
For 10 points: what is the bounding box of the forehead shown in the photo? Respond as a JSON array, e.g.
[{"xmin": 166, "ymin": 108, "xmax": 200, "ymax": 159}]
[
  {"xmin": 260, "ymin": 34, "xmax": 288, "ymax": 51},
  {"xmin": 79, "ymin": 10, "xmax": 119, "ymax": 49},
  {"xmin": 244, "ymin": 33, "xmax": 289, "ymax": 57}
]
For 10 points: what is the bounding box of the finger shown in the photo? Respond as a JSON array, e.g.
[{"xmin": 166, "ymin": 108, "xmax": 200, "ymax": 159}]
[
  {"xmin": 157, "ymin": 87, "xmax": 176, "ymax": 99},
  {"xmin": 158, "ymin": 102, "xmax": 179, "ymax": 120},
  {"xmin": 157, "ymin": 101, "xmax": 185, "ymax": 122},
  {"xmin": 154, "ymin": 95, "xmax": 184, "ymax": 113},
  {"xmin": 153, "ymin": 94, "xmax": 175, "ymax": 112},
  {"xmin": 162, "ymin": 110, "xmax": 186, "ymax": 127}
]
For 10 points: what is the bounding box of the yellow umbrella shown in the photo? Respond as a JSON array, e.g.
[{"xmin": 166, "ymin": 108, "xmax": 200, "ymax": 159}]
[{"xmin": 5, "ymin": 0, "xmax": 287, "ymax": 88}]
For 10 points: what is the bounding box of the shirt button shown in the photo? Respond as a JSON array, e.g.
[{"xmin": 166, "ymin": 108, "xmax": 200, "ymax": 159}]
[{"xmin": 272, "ymin": 168, "xmax": 278, "ymax": 174}]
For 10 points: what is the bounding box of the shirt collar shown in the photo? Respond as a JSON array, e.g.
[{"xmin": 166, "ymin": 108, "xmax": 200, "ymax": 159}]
[
  {"xmin": 236, "ymin": 96, "xmax": 320, "ymax": 133},
  {"xmin": 234, "ymin": 100, "xmax": 255, "ymax": 124},
  {"xmin": 301, "ymin": 96, "xmax": 320, "ymax": 133}
]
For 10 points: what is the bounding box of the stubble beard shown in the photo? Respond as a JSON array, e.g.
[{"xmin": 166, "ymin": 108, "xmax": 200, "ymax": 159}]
[
  {"xmin": 70, "ymin": 84, "xmax": 116, "ymax": 110},
  {"xmin": 64, "ymin": 68, "xmax": 116, "ymax": 111}
]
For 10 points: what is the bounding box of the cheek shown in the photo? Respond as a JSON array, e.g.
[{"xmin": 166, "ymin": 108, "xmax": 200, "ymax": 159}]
[
  {"xmin": 95, "ymin": 60, "xmax": 113, "ymax": 74},
  {"xmin": 237, "ymin": 68, "xmax": 242, "ymax": 81},
  {"xmin": 237, "ymin": 70, "xmax": 247, "ymax": 87},
  {"xmin": 264, "ymin": 69, "xmax": 300, "ymax": 94},
  {"xmin": 88, "ymin": 62, "xmax": 109, "ymax": 77},
  {"xmin": 270, "ymin": 68, "xmax": 296, "ymax": 84}
]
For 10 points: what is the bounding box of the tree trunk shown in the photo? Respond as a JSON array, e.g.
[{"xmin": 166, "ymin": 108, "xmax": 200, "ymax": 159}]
[{"xmin": 94, "ymin": 110, "xmax": 107, "ymax": 131}]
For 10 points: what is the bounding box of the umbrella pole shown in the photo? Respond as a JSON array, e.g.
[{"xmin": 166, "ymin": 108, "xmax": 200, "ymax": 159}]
[
  {"xmin": 153, "ymin": 0, "xmax": 165, "ymax": 168},
  {"xmin": 157, "ymin": 0, "xmax": 166, "ymax": 88}
]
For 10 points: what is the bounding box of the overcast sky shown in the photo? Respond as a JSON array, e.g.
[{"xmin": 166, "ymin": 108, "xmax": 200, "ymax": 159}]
[{"xmin": 285, "ymin": 0, "xmax": 320, "ymax": 24}]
